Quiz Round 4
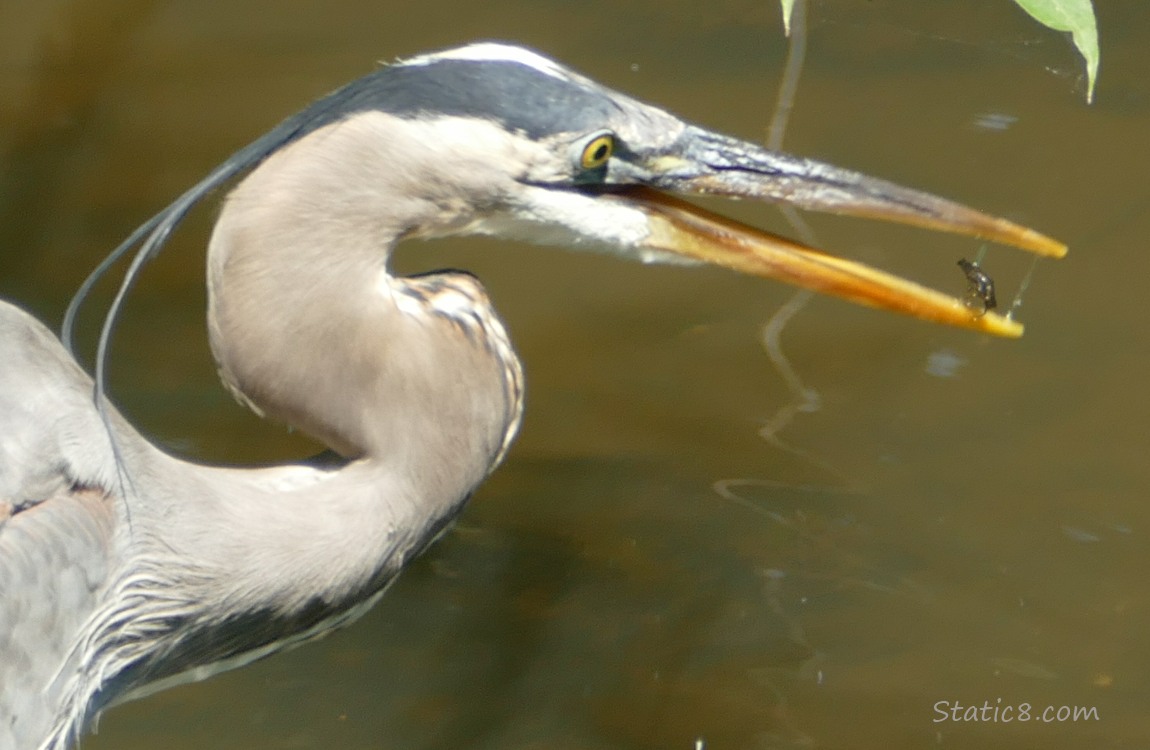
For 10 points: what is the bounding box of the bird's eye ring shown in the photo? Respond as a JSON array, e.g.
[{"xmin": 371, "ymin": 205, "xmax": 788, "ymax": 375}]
[{"xmin": 577, "ymin": 132, "xmax": 615, "ymax": 171}]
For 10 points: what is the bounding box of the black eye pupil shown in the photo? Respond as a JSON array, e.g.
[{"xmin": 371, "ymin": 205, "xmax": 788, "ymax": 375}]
[{"xmin": 593, "ymin": 144, "xmax": 608, "ymax": 161}]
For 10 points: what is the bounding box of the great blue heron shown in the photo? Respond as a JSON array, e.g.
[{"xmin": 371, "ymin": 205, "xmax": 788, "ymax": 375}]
[{"xmin": 0, "ymin": 42, "xmax": 1064, "ymax": 749}]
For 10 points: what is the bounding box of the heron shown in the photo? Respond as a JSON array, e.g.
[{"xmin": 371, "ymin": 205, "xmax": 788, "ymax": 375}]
[{"xmin": 0, "ymin": 42, "xmax": 1065, "ymax": 749}]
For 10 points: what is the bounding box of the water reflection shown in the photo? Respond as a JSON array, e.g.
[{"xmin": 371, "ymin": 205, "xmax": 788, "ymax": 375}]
[{"xmin": 3, "ymin": 1, "xmax": 1150, "ymax": 749}]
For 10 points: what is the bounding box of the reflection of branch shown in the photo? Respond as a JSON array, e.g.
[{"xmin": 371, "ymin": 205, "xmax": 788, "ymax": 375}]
[
  {"xmin": 766, "ymin": 0, "xmax": 807, "ymax": 152},
  {"xmin": 761, "ymin": 0, "xmax": 814, "ymax": 428},
  {"xmin": 759, "ymin": 0, "xmax": 854, "ymax": 488}
]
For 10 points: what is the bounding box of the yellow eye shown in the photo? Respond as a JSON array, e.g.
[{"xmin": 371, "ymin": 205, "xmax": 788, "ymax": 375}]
[{"xmin": 579, "ymin": 133, "xmax": 615, "ymax": 170}]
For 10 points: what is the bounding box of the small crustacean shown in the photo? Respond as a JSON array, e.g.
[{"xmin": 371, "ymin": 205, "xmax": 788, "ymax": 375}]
[{"xmin": 957, "ymin": 258, "xmax": 997, "ymax": 316}]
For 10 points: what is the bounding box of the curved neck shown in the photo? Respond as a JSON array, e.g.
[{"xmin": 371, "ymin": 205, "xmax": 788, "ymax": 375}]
[
  {"xmin": 47, "ymin": 115, "xmax": 529, "ymax": 739},
  {"xmin": 205, "ymin": 114, "xmax": 522, "ymax": 502}
]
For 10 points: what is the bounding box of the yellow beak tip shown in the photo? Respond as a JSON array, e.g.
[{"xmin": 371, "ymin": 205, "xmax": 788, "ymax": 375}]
[{"xmin": 981, "ymin": 313, "xmax": 1024, "ymax": 338}]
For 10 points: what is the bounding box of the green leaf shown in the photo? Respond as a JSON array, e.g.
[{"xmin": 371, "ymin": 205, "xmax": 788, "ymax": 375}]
[
  {"xmin": 779, "ymin": 0, "xmax": 796, "ymax": 37},
  {"xmin": 1012, "ymin": 0, "xmax": 1100, "ymax": 103}
]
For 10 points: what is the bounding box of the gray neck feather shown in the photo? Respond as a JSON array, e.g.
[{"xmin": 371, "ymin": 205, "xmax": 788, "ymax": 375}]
[
  {"xmin": 42, "ymin": 112, "xmax": 527, "ymax": 747},
  {"xmin": 206, "ymin": 112, "xmax": 520, "ymax": 491},
  {"xmin": 194, "ymin": 113, "xmax": 524, "ymax": 623}
]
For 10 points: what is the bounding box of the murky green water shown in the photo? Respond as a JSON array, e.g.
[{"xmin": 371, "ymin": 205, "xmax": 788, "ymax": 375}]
[{"xmin": 3, "ymin": 1, "xmax": 1148, "ymax": 748}]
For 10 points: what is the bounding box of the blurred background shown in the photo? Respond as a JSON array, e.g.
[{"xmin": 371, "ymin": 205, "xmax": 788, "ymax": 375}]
[{"xmin": 1, "ymin": 1, "xmax": 1147, "ymax": 748}]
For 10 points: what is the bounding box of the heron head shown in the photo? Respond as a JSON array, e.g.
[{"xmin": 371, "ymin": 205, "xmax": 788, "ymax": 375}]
[{"xmin": 284, "ymin": 41, "xmax": 1064, "ymax": 338}]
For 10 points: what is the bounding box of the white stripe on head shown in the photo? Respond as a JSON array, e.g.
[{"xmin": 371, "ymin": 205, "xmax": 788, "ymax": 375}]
[{"xmin": 396, "ymin": 42, "xmax": 568, "ymax": 81}]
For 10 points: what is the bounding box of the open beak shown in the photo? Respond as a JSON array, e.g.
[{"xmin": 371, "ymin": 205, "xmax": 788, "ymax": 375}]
[{"xmin": 612, "ymin": 126, "xmax": 1066, "ymax": 338}]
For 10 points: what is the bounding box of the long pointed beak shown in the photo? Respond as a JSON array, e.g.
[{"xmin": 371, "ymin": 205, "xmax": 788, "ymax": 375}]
[{"xmin": 618, "ymin": 127, "xmax": 1066, "ymax": 338}]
